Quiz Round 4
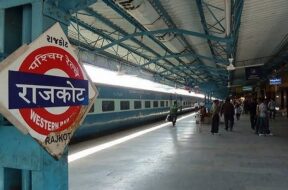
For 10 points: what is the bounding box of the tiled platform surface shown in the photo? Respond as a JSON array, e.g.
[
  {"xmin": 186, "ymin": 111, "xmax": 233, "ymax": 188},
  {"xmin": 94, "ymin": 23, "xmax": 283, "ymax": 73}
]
[{"xmin": 69, "ymin": 113, "xmax": 288, "ymax": 190}]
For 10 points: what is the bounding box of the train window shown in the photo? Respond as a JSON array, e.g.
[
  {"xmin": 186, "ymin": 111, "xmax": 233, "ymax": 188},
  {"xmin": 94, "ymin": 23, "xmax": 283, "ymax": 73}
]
[
  {"xmin": 88, "ymin": 104, "xmax": 94, "ymax": 113},
  {"xmin": 160, "ymin": 101, "xmax": 164, "ymax": 107},
  {"xmin": 134, "ymin": 101, "xmax": 142, "ymax": 109},
  {"xmin": 102, "ymin": 101, "xmax": 115, "ymax": 112},
  {"xmin": 153, "ymin": 101, "xmax": 158, "ymax": 108},
  {"xmin": 120, "ymin": 101, "xmax": 130, "ymax": 110},
  {"xmin": 166, "ymin": 101, "xmax": 168, "ymax": 107},
  {"xmin": 145, "ymin": 101, "xmax": 151, "ymax": 108}
]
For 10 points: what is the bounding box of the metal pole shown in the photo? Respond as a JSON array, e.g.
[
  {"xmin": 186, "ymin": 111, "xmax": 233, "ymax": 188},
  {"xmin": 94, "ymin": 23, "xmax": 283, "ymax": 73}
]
[{"xmin": 224, "ymin": 0, "xmax": 231, "ymax": 37}]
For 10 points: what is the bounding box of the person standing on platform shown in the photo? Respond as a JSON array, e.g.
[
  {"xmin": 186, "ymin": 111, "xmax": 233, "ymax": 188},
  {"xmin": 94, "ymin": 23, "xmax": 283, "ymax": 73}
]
[
  {"xmin": 221, "ymin": 97, "xmax": 235, "ymax": 131},
  {"xmin": 170, "ymin": 101, "xmax": 178, "ymax": 127},
  {"xmin": 268, "ymin": 98, "xmax": 276, "ymax": 119},
  {"xmin": 249, "ymin": 98, "xmax": 258, "ymax": 131},
  {"xmin": 235, "ymin": 103, "xmax": 242, "ymax": 120},
  {"xmin": 211, "ymin": 100, "xmax": 220, "ymax": 134},
  {"xmin": 243, "ymin": 99, "xmax": 249, "ymax": 114},
  {"xmin": 257, "ymin": 98, "xmax": 272, "ymax": 136},
  {"xmin": 200, "ymin": 105, "xmax": 206, "ymax": 123}
]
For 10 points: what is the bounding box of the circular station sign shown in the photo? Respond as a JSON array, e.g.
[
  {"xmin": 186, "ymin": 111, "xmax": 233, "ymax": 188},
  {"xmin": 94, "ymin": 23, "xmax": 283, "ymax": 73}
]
[
  {"xmin": 19, "ymin": 46, "xmax": 84, "ymax": 136},
  {"xmin": 0, "ymin": 23, "xmax": 97, "ymax": 158}
]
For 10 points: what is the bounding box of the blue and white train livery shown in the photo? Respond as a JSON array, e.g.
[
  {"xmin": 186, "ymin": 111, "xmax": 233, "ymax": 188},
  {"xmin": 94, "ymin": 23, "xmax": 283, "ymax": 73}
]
[{"xmin": 73, "ymin": 83, "xmax": 203, "ymax": 140}]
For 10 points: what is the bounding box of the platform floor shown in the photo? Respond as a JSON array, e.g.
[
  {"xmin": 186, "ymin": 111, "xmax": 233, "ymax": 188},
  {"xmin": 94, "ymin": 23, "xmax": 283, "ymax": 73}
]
[{"xmin": 69, "ymin": 113, "xmax": 288, "ymax": 190}]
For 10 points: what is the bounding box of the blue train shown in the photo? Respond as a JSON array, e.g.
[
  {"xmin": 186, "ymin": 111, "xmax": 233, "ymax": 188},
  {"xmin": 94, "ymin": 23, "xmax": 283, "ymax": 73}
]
[{"xmin": 73, "ymin": 83, "xmax": 203, "ymax": 140}]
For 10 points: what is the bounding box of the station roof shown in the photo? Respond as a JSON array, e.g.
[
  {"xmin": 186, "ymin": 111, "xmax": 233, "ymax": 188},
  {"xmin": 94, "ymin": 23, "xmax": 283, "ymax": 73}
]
[{"xmin": 44, "ymin": 0, "xmax": 288, "ymax": 98}]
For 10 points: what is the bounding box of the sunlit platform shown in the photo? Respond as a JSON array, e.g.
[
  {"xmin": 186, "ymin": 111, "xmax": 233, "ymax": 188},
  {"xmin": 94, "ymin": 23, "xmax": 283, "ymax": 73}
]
[{"xmin": 69, "ymin": 113, "xmax": 288, "ymax": 190}]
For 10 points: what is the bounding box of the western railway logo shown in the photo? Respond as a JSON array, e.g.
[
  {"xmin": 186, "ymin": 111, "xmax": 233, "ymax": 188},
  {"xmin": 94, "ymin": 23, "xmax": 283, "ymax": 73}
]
[
  {"xmin": 9, "ymin": 46, "xmax": 88, "ymax": 136},
  {"xmin": 0, "ymin": 23, "xmax": 97, "ymax": 158}
]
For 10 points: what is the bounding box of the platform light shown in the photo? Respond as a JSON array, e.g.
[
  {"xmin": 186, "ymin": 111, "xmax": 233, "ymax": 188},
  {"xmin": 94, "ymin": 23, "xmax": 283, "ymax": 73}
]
[
  {"xmin": 68, "ymin": 112, "xmax": 196, "ymax": 162},
  {"xmin": 83, "ymin": 64, "xmax": 204, "ymax": 98}
]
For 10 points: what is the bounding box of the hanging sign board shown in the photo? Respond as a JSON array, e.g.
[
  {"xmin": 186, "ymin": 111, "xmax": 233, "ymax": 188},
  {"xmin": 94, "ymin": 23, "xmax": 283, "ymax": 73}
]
[
  {"xmin": 0, "ymin": 23, "xmax": 98, "ymax": 159},
  {"xmin": 245, "ymin": 66, "xmax": 262, "ymax": 80}
]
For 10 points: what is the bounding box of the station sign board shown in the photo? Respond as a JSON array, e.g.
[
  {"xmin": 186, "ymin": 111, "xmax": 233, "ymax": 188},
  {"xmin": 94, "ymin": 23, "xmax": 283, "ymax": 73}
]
[
  {"xmin": 0, "ymin": 23, "xmax": 98, "ymax": 159},
  {"xmin": 269, "ymin": 78, "xmax": 281, "ymax": 85},
  {"xmin": 245, "ymin": 66, "xmax": 262, "ymax": 80}
]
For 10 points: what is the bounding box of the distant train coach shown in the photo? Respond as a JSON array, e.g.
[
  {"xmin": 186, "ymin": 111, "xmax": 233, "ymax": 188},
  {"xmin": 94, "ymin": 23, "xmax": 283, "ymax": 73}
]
[{"xmin": 73, "ymin": 83, "xmax": 203, "ymax": 140}]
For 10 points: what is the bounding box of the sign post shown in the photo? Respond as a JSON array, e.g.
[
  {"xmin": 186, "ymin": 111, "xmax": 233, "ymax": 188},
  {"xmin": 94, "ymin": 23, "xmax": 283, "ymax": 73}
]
[{"xmin": 0, "ymin": 23, "xmax": 97, "ymax": 158}]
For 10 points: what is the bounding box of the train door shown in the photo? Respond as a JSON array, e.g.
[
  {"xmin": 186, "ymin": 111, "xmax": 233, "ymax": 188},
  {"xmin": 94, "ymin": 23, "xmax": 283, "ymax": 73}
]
[
  {"xmin": 169, "ymin": 95, "xmax": 173, "ymax": 108},
  {"xmin": 179, "ymin": 97, "xmax": 183, "ymax": 113}
]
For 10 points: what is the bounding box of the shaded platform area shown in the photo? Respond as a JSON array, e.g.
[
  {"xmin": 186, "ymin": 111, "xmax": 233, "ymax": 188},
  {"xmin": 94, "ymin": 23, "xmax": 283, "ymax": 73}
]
[{"xmin": 69, "ymin": 113, "xmax": 288, "ymax": 190}]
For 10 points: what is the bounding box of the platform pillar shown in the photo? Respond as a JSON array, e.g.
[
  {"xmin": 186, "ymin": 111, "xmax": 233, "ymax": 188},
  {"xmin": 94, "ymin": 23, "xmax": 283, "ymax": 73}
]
[
  {"xmin": 0, "ymin": 1, "xmax": 71, "ymax": 188},
  {"xmin": 0, "ymin": 125, "xmax": 68, "ymax": 190}
]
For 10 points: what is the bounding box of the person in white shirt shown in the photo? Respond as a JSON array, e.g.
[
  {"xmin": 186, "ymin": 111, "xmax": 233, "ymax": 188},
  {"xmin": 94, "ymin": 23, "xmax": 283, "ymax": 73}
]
[
  {"xmin": 235, "ymin": 103, "xmax": 242, "ymax": 120},
  {"xmin": 257, "ymin": 98, "xmax": 272, "ymax": 136},
  {"xmin": 268, "ymin": 98, "xmax": 276, "ymax": 119}
]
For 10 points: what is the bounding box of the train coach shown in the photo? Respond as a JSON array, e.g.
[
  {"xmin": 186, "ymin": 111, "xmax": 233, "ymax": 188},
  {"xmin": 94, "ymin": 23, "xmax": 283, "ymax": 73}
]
[{"xmin": 73, "ymin": 83, "xmax": 203, "ymax": 140}]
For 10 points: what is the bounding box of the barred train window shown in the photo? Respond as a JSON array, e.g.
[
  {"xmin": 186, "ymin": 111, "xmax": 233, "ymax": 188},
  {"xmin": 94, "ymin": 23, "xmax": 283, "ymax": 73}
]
[
  {"xmin": 145, "ymin": 101, "xmax": 151, "ymax": 108},
  {"xmin": 153, "ymin": 101, "xmax": 158, "ymax": 108},
  {"xmin": 120, "ymin": 101, "xmax": 130, "ymax": 110},
  {"xmin": 102, "ymin": 101, "xmax": 115, "ymax": 112},
  {"xmin": 134, "ymin": 101, "xmax": 142, "ymax": 109},
  {"xmin": 160, "ymin": 101, "xmax": 164, "ymax": 107}
]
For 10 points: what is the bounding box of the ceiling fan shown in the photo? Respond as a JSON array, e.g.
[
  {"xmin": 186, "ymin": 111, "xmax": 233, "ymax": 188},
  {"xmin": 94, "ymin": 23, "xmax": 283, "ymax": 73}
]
[{"xmin": 217, "ymin": 58, "xmax": 264, "ymax": 71}]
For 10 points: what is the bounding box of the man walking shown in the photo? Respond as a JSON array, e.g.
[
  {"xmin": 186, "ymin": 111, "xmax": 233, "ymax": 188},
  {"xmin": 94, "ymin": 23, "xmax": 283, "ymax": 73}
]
[
  {"xmin": 221, "ymin": 97, "xmax": 235, "ymax": 131},
  {"xmin": 170, "ymin": 101, "xmax": 178, "ymax": 126},
  {"xmin": 211, "ymin": 100, "xmax": 220, "ymax": 134},
  {"xmin": 249, "ymin": 98, "xmax": 257, "ymax": 130}
]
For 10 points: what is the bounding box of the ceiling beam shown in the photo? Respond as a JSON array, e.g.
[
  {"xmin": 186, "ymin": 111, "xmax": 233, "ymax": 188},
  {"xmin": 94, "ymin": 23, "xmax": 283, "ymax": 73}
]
[
  {"xmin": 99, "ymin": 28, "xmax": 229, "ymax": 51},
  {"xmin": 102, "ymin": 0, "xmax": 210, "ymax": 82},
  {"xmin": 50, "ymin": 0, "xmax": 98, "ymax": 14},
  {"xmin": 70, "ymin": 17, "xmax": 187, "ymax": 81},
  {"xmin": 84, "ymin": 8, "xmax": 199, "ymax": 83},
  {"xmin": 141, "ymin": 51, "xmax": 228, "ymax": 69}
]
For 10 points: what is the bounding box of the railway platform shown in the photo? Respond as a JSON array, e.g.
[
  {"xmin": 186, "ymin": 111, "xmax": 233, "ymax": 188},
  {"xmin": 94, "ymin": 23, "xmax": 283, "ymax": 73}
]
[{"xmin": 69, "ymin": 113, "xmax": 288, "ymax": 190}]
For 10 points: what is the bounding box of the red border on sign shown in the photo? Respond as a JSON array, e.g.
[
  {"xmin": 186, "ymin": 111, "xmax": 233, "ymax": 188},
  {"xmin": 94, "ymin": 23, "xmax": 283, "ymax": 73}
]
[{"xmin": 18, "ymin": 46, "xmax": 84, "ymax": 135}]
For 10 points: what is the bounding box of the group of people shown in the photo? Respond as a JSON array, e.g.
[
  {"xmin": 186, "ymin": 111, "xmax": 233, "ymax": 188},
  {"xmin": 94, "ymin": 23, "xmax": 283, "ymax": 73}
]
[
  {"xmin": 168, "ymin": 98, "xmax": 240, "ymax": 132},
  {"xmin": 210, "ymin": 97, "xmax": 236, "ymax": 134},
  {"xmin": 168, "ymin": 97, "xmax": 276, "ymax": 137},
  {"xmin": 248, "ymin": 98, "xmax": 275, "ymax": 136},
  {"xmin": 210, "ymin": 97, "xmax": 275, "ymax": 136}
]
